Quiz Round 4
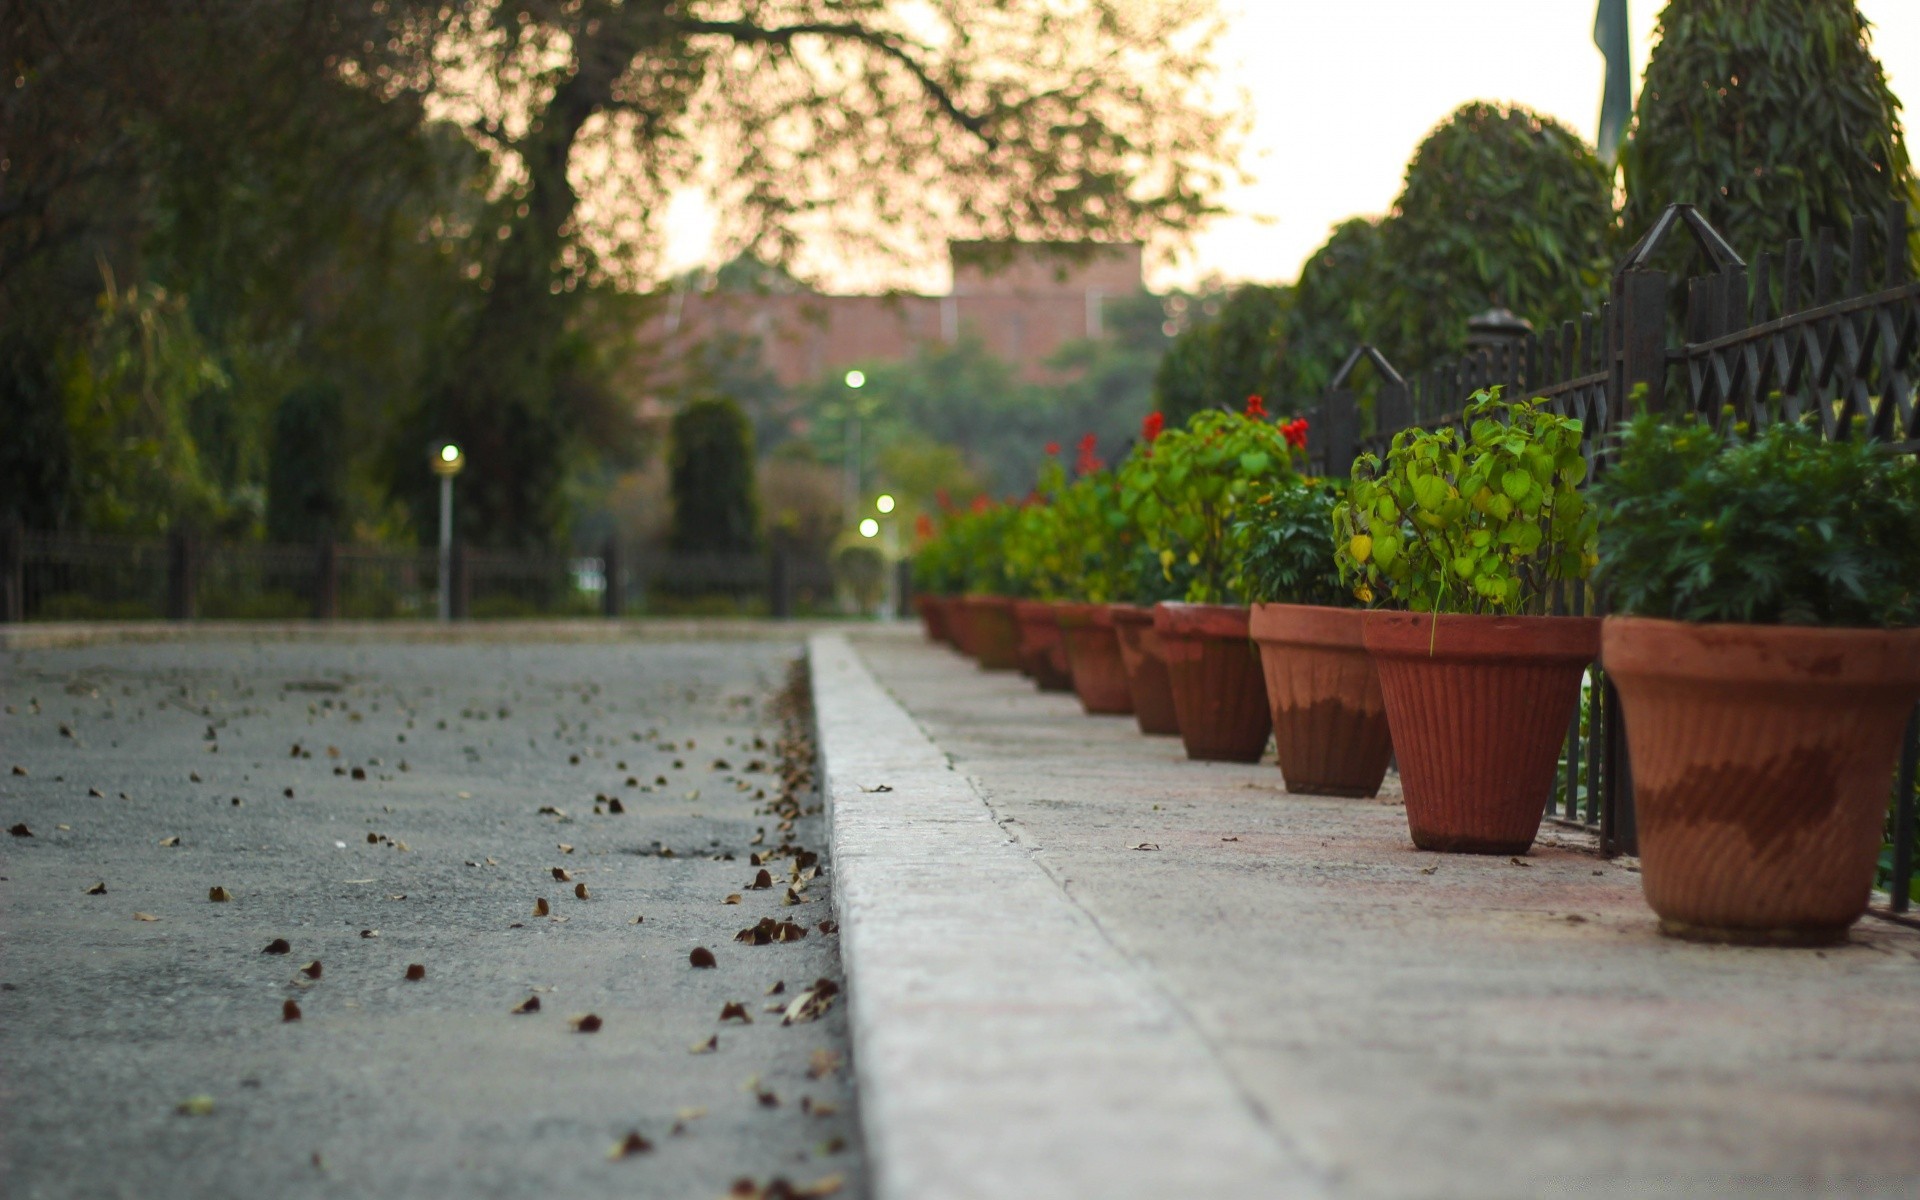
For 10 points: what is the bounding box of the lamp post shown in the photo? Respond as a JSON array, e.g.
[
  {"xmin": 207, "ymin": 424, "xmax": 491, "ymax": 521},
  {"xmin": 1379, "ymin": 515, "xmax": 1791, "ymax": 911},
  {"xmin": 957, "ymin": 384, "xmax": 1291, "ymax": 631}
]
[
  {"xmin": 841, "ymin": 369, "xmax": 866, "ymax": 523},
  {"xmin": 430, "ymin": 442, "xmax": 464, "ymax": 622}
]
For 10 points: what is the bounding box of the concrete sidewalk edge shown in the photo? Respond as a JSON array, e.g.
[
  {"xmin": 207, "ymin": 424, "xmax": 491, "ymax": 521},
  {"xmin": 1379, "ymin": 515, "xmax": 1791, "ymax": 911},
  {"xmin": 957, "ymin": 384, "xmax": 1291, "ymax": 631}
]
[
  {"xmin": 2, "ymin": 618, "xmax": 912, "ymax": 651},
  {"xmin": 808, "ymin": 633, "xmax": 1326, "ymax": 1200}
]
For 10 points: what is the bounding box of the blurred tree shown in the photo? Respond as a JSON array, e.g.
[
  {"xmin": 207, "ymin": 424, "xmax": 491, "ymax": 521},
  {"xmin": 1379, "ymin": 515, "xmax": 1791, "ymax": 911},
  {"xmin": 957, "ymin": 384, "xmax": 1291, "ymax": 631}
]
[
  {"xmin": 1622, "ymin": 0, "xmax": 1916, "ymax": 269},
  {"xmin": 1151, "ymin": 283, "xmax": 1291, "ymax": 424},
  {"xmin": 669, "ymin": 396, "xmax": 760, "ymax": 554},
  {"xmin": 423, "ymin": 0, "xmax": 1240, "ymax": 546},
  {"xmin": 1277, "ymin": 218, "xmax": 1385, "ymax": 400},
  {"xmin": 267, "ymin": 382, "xmax": 349, "ymax": 543},
  {"xmin": 1372, "ymin": 102, "xmax": 1614, "ymax": 371}
]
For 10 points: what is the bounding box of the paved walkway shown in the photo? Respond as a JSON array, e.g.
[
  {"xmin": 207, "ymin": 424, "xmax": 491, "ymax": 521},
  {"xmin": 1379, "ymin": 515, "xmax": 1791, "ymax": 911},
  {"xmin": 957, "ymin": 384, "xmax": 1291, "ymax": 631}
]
[
  {"xmin": 2, "ymin": 638, "xmax": 862, "ymax": 1200},
  {"xmin": 821, "ymin": 631, "xmax": 1920, "ymax": 1200}
]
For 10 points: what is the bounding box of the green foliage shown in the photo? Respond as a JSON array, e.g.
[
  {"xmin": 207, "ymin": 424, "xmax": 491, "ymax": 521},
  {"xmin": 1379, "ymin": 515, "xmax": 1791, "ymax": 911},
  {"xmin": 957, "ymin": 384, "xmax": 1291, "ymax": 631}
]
[
  {"xmin": 58, "ymin": 280, "xmax": 232, "ymax": 536},
  {"xmin": 1152, "ymin": 284, "xmax": 1290, "ymax": 425},
  {"xmin": 1234, "ymin": 479, "xmax": 1350, "ymax": 608},
  {"xmin": 1277, "ymin": 219, "xmax": 1384, "ymax": 401},
  {"xmin": 267, "ymin": 382, "xmax": 348, "ymax": 543},
  {"xmin": 1373, "ymin": 103, "xmax": 1614, "ymax": 371},
  {"xmin": 1003, "ymin": 458, "xmax": 1141, "ymax": 603},
  {"xmin": 1117, "ymin": 407, "xmax": 1305, "ymax": 603},
  {"xmin": 1334, "ymin": 388, "xmax": 1595, "ymax": 614},
  {"xmin": 669, "ymin": 397, "xmax": 761, "ymax": 555},
  {"xmin": 952, "ymin": 502, "xmax": 1022, "ymax": 596},
  {"xmin": 1593, "ymin": 414, "xmax": 1920, "ymax": 627},
  {"xmin": 1622, "ymin": 0, "xmax": 1917, "ymax": 271},
  {"xmin": 833, "ymin": 541, "xmax": 888, "ymax": 613}
]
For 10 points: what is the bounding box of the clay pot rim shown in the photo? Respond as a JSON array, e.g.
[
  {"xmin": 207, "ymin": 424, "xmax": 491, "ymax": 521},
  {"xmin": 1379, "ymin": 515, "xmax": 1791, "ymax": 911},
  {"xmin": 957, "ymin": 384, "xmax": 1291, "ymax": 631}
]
[
  {"xmin": 1362, "ymin": 610, "xmax": 1599, "ymax": 664},
  {"xmin": 1602, "ymin": 614, "xmax": 1920, "ymax": 687},
  {"xmin": 1248, "ymin": 602, "xmax": 1368, "ymax": 649},
  {"xmin": 1011, "ymin": 599, "xmax": 1060, "ymax": 623},
  {"xmin": 1107, "ymin": 603, "xmax": 1155, "ymax": 626},
  {"xmin": 1055, "ymin": 601, "xmax": 1116, "ymax": 629},
  {"xmin": 1153, "ymin": 601, "xmax": 1252, "ymax": 640},
  {"xmin": 962, "ymin": 594, "xmax": 1017, "ymax": 611}
]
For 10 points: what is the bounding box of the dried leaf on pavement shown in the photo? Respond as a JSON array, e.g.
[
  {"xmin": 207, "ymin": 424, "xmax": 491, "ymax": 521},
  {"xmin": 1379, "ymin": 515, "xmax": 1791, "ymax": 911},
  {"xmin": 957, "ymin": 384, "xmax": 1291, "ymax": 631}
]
[
  {"xmin": 208, "ymin": 886, "xmax": 232, "ymax": 902},
  {"xmin": 689, "ymin": 946, "xmax": 716, "ymax": 968},
  {"xmin": 404, "ymin": 963, "xmax": 426, "ymax": 981},
  {"xmin": 719, "ymin": 1001, "xmax": 752, "ymax": 1024},
  {"xmin": 300, "ymin": 961, "xmax": 322, "ymax": 979},
  {"xmin": 262, "ymin": 938, "xmax": 291, "ymax": 955},
  {"xmin": 510, "ymin": 995, "xmax": 540, "ymax": 1014},
  {"xmin": 689, "ymin": 1033, "xmax": 718, "ymax": 1054},
  {"xmin": 569, "ymin": 1013, "xmax": 602, "ymax": 1033},
  {"xmin": 282, "ymin": 999, "xmax": 302, "ymax": 1022},
  {"xmin": 84, "ymin": 882, "xmax": 107, "ymax": 895},
  {"xmin": 533, "ymin": 897, "xmax": 550, "ymax": 917},
  {"xmin": 607, "ymin": 1131, "xmax": 652, "ymax": 1159}
]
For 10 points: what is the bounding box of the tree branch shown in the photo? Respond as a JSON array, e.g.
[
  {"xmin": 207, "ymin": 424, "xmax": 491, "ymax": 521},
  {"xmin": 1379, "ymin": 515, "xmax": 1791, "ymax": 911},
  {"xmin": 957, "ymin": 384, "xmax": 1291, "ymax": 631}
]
[{"xmin": 667, "ymin": 17, "xmax": 997, "ymax": 149}]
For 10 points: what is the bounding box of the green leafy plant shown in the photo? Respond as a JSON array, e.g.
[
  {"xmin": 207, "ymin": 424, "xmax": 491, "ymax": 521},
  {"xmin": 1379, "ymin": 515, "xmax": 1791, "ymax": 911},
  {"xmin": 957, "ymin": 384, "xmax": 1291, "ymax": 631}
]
[
  {"xmin": 1234, "ymin": 478, "xmax": 1351, "ymax": 607},
  {"xmin": 1334, "ymin": 387, "xmax": 1595, "ymax": 613},
  {"xmin": 1593, "ymin": 413, "xmax": 1920, "ymax": 627},
  {"xmin": 930, "ymin": 499, "xmax": 1022, "ymax": 597},
  {"xmin": 1117, "ymin": 402, "xmax": 1306, "ymax": 603}
]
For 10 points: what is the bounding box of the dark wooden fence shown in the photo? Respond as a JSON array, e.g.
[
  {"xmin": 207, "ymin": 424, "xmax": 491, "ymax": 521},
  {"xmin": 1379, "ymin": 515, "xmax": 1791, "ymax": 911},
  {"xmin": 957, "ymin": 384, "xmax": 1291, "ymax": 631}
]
[
  {"xmin": 1307, "ymin": 201, "xmax": 1920, "ymax": 921},
  {"xmin": 0, "ymin": 527, "xmax": 850, "ymax": 624}
]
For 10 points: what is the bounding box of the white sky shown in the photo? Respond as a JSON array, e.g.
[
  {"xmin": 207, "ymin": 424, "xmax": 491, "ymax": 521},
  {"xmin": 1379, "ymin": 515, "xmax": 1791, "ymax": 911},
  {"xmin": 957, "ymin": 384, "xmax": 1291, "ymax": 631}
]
[{"xmin": 658, "ymin": 0, "xmax": 1920, "ymax": 294}]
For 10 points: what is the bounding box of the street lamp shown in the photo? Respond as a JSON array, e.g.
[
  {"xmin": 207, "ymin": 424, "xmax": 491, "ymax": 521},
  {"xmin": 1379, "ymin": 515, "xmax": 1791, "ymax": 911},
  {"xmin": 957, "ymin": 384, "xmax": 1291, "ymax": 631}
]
[
  {"xmin": 842, "ymin": 369, "xmax": 867, "ymax": 523},
  {"xmin": 875, "ymin": 493, "xmax": 895, "ymax": 514},
  {"xmin": 858, "ymin": 518, "xmax": 880, "ymax": 538},
  {"xmin": 430, "ymin": 442, "xmax": 464, "ymax": 622}
]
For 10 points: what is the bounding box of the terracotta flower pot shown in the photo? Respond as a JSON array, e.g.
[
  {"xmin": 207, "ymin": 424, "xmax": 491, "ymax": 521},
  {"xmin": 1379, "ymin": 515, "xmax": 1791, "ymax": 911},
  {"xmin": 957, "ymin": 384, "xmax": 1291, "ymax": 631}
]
[
  {"xmin": 1604, "ymin": 616, "xmax": 1920, "ymax": 946},
  {"xmin": 915, "ymin": 594, "xmax": 950, "ymax": 644},
  {"xmin": 945, "ymin": 597, "xmax": 978, "ymax": 658},
  {"xmin": 1363, "ymin": 611, "xmax": 1599, "ymax": 855},
  {"xmin": 1249, "ymin": 603, "xmax": 1393, "ymax": 798},
  {"xmin": 961, "ymin": 595, "xmax": 1022, "ymax": 671},
  {"xmin": 1055, "ymin": 603, "xmax": 1135, "ymax": 715},
  {"xmin": 1013, "ymin": 600, "xmax": 1075, "ymax": 692},
  {"xmin": 1110, "ymin": 605, "xmax": 1180, "ymax": 736},
  {"xmin": 1153, "ymin": 603, "xmax": 1271, "ymax": 762}
]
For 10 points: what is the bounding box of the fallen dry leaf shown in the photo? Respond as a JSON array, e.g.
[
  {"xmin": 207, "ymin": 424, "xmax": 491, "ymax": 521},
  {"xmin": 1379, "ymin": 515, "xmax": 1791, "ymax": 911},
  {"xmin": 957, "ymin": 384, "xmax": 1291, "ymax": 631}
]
[
  {"xmin": 301, "ymin": 961, "xmax": 322, "ymax": 979},
  {"xmin": 808, "ymin": 1049, "xmax": 843, "ymax": 1079},
  {"xmin": 89, "ymin": 787, "xmax": 104, "ymax": 798},
  {"xmin": 817, "ymin": 920, "xmax": 838, "ymax": 934},
  {"xmin": 404, "ymin": 963, "xmax": 426, "ymax": 981},
  {"xmin": 360, "ymin": 928, "xmax": 379, "ymax": 938},
  {"xmin": 690, "ymin": 1033, "xmax": 718, "ymax": 1054},
  {"xmin": 84, "ymin": 881, "xmax": 107, "ymax": 895},
  {"xmin": 628, "ymin": 914, "xmax": 645, "ymax": 924},
  {"xmin": 766, "ymin": 980, "xmax": 786, "ymax": 996},
  {"xmin": 262, "ymin": 938, "xmax": 291, "ymax": 955},
  {"xmin": 719, "ymin": 1001, "xmax": 752, "ymax": 1024},
  {"xmin": 573, "ymin": 883, "xmax": 590, "ymax": 900},
  {"xmin": 134, "ymin": 912, "xmax": 160, "ymax": 922},
  {"xmin": 159, "ymin": 836, "xmax": 180, "ymax": 847},
  {"xmin": 607, "ymin": 1131, "xmax": 652, "ymax": 1159},
  {"xmin": 570, "ymin": 1013, "xmax": 603, "ymax": 1033},
  {"xmin": 1129, "ymin": 842, "xmax": 1160, "ymax": 852},
  {"xmin": 176, "ymin": 1095, "xmax": 215, "ymax": 1117},
  {"xmin": 607, "ymin": 798, "xmax": 625, "ymax": 814},
  {"xmin": 9, "ymin": 766, "xmax": 25, "ymax": 777},
  {"xmin": 1419, "ymin": 866, "xmax": 1438, "ymax": 876},
  {"xmin": 558, "ymin": 843, "xmax": 574, "ymax": 855},
  {"xmin": 690, "ymin": 946, "xmax": 717, "ymax": 968},
  {"xmin": 208, "ymin": 886, "xmax": 232, "ymax": 902},
  {"xmin": 782, "ymin": 979, "xmax": 841, "ymax": 1026},
  {"xmin": 282, "ymin": 999, "xmax": 302, "ymax": 1022},
  {"xmin": 748, "ymin": 869, "xmax": 773, "ymax": 890},
  {"xmin": 723, "ymin": 893, "xmax": 742, "ymax": 905},
  {"xmin": 1509, "ymin": 857, "xmax": 1532, "ymax": 867},
  {"xmin": 9, "ymin": 823, "xmax": 31, "ymax": 837},
  {"xmin": 533, "ymin": 897, "xmax": 550, "ymax": 917},
  {"xmin": 510, "ymin": 995, "xmax": 540, "ymax": 1014},
  {"xmin": 551, "ymin": 867, "xmax": 572, "ymax": 882},
  {"xmin": 784, "ymin": 888, "xmax": 806, "ymax": 907}
]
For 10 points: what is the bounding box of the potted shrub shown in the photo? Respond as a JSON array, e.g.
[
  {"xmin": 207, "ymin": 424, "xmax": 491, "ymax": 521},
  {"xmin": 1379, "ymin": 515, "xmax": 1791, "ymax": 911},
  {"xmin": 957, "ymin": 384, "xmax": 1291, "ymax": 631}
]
[
  {"xmin": 947, "ymin": 499, "xmax": 1023, "ymax": 670},
  {"xmin": 1120, "ymin": 399, "xmax": 1304, "ymax": 761},
  {"xmin": 909, "ymin": 512, "xmax": 960, "ymax": 643},
  {"xmin": 1594, "ymin": 413, "xmax": 1920, "ymax": 944},
  {"xmin": 1048, "ymin": 437, "xmax": 1139, "ymax": 716},
  {"xmin": 1237, "ymin": 475, "xmax": 1393, "ymax": 797},
  {"xmin": 1003, "ymin": 453, "xmax": 1076, "ymax": 691},
  {"xmin": 1335, "ymin": 387, "xmax": 1598, "ymax": 853},
  {"xmin": 1110, "ymin": 542, "xmax": 1192, "ymax": 736}
]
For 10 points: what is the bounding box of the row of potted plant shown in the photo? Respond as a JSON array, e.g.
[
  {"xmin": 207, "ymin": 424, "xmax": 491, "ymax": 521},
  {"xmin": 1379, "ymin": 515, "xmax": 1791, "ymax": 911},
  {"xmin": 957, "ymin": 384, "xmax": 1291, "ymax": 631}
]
[{"xmin": 911, "ymin": 390, "xmax": 1920, "ymax": 947}]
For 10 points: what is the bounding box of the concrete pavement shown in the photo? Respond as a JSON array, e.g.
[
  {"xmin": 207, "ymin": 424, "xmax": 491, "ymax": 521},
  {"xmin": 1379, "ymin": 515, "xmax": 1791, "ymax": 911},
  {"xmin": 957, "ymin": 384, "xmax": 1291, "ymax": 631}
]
[{"xmin": 822, "ymin": 630, "xmax": 1920, "ymax": 1200}]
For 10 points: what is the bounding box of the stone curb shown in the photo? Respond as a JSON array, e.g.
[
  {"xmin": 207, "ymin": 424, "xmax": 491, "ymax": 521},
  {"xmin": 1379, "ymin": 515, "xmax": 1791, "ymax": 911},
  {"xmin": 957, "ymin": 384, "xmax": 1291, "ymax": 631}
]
[
  {"xmin": 1, "ymin": 618, "xmax": 912, "ymax": 651},
  {"xmin": 809, "ymin": 633, "xmax": 1326, "ymax": 1200}
]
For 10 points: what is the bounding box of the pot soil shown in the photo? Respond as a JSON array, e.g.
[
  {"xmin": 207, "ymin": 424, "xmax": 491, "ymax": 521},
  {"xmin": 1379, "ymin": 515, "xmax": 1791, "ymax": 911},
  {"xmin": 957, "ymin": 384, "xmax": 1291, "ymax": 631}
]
[
  {"xmin": 1055, "ymin": 603, "xmax": 1135, "ymax": 715},
  {"xmin": 1250, "ymin": 604, "xmax": 1392, "ymax": 797},
  {"xmin": 1110, "ymin": 605, "xmax": 1180, "ymax": 736},
  {"xmin": 915, "ymin": 595, "xmax": 951, "ymax": 644},
  {"xmin": 1153, "ymin": 604, "xmax": 1271, "ymax": 762},
  {"xmin": 1013, "ymin": 600, "xmax": 1075, "ymax": 692},
  {"xmin": 1363, "ymin": 611, "xmax": 1598, "ymax": 855},
  {"xmin": 961, "ymin": 596, "xmax": 1022, "ymax": 671},
  {"xmin": 1604, "ymin": 616, "xmax": 1920, "ymax": 946}
]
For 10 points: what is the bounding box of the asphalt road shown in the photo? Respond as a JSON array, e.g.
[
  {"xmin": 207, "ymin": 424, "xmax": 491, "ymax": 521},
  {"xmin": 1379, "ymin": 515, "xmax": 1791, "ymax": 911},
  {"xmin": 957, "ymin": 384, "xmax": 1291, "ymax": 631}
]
[{"xmin": 0, "ymin": 637, "xmax": 862, "ymax": 1200}]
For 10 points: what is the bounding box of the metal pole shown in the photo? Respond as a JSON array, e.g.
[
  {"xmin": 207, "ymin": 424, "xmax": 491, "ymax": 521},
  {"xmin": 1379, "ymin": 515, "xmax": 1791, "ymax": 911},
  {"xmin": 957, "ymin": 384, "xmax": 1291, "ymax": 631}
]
[
  {"xmin": 437, "ymin": 473, "xmax": 453, "ymax": 623},
  {"xmin": 843, "ymin": 412, "xmax": 861, "ymax": 524}
]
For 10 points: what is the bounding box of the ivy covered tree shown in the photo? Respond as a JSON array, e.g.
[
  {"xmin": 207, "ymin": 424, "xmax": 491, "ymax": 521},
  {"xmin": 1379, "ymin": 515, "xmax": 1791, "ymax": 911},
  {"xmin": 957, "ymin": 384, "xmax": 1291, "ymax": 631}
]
[
  {"xmin": 1151, "ymin": 283, "xmax": 1290, "ymax": 424},
  {"xmin": 1621, "ymin": 0, "xmax": 1916, "ymax": 269},
  {"xmin": 669, "ymin": 396, "xmax": 760, "ymax": 554},
  {"xmin": 1372, "ymin": 102, "xmax": 1614, "ymax": 371},
  {"xmin": 1276, "ymin": 217, "xmax": 1384, "ymax": 400}
]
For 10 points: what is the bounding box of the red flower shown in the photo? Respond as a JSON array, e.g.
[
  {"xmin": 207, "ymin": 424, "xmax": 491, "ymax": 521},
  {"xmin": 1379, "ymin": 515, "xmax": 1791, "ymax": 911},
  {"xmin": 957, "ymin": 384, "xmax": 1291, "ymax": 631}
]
[
  {"xmin": 1244, "ymin": 394, "xmax": 1267, "ymax": 419},
  {"xmin": 1075, "ymin": 432, "xmax": 1103, "ymax": 475},
  {"xmin": 1044, "ymin": 441, "xmax": 1061, "ymax": 456},
  {"xmin": 915, "ymin": 513, "xmax": 935, "ymax": 540},
  {"xmin": 1141, "ymin": 411, "xmax": 1164, "ymax": 444},
  {"xmin": 1281, "ymin": 417, "xmax": 1310, "ymax": 450},
  {"xmin": 935, "ymin": 488, "xmax": 953, "ymax": 512},
  {"xmin": 970, "ymin": 495, "xmax": 991, "ymax": 514}
]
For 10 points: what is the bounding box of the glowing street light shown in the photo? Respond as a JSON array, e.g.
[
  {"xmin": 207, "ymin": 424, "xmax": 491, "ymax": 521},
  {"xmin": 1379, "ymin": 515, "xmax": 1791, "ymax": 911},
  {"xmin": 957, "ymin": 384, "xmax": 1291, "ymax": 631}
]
[
  {"xmin": 859, "ymin": 518, "xmax": 880, "ymax": 538},
  {"xmin": 844, "ymin": 369, "xmax": 866, "ymax": 389},
  {"xmin": 430, "ymin": 442, "xmax": 464, "ymax": 622},
  {"xmin": 875, "ymin": 493, "xmax": 896, "ymax": 514}
]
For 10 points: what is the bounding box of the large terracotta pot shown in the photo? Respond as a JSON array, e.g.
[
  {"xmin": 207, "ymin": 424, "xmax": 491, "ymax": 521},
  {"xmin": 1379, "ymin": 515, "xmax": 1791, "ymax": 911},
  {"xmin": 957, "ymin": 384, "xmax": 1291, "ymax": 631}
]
[
  {"xmin": 961, "ymin": 595, "xmax": 1022, "ymax": 671},
  {"xmin": 1250, "ymin": 603, "xmax": 1393, "ymax": 798},
  {"xmin": 1604, "ymin": 616, "xmax": 1920, "ymax": 946},
  {"xmin": 1364, "ymin": 611, "xmax": 1599, "ymax": 855},
  {"xmin": 1110, "ymin": 605, "xmax": 1180, "ymax": 736},
  {"xmin": 945, "ymin": 596, "xmax": 978, "ymax": 658},
  {"xmin": 1153, "ymin": 603, "xmax": 1271, "ymax": 762},
  {"xmin": 1055, "ymin": 603, "xmax": 1135, "ymax": 715},
  {"xmin": 1013, "ymin": 600, "xmax": 1075, "ymax": 692},
  {"xmin": 915, "ymin": 594, "xmax": 951, "ymax": 644}
]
